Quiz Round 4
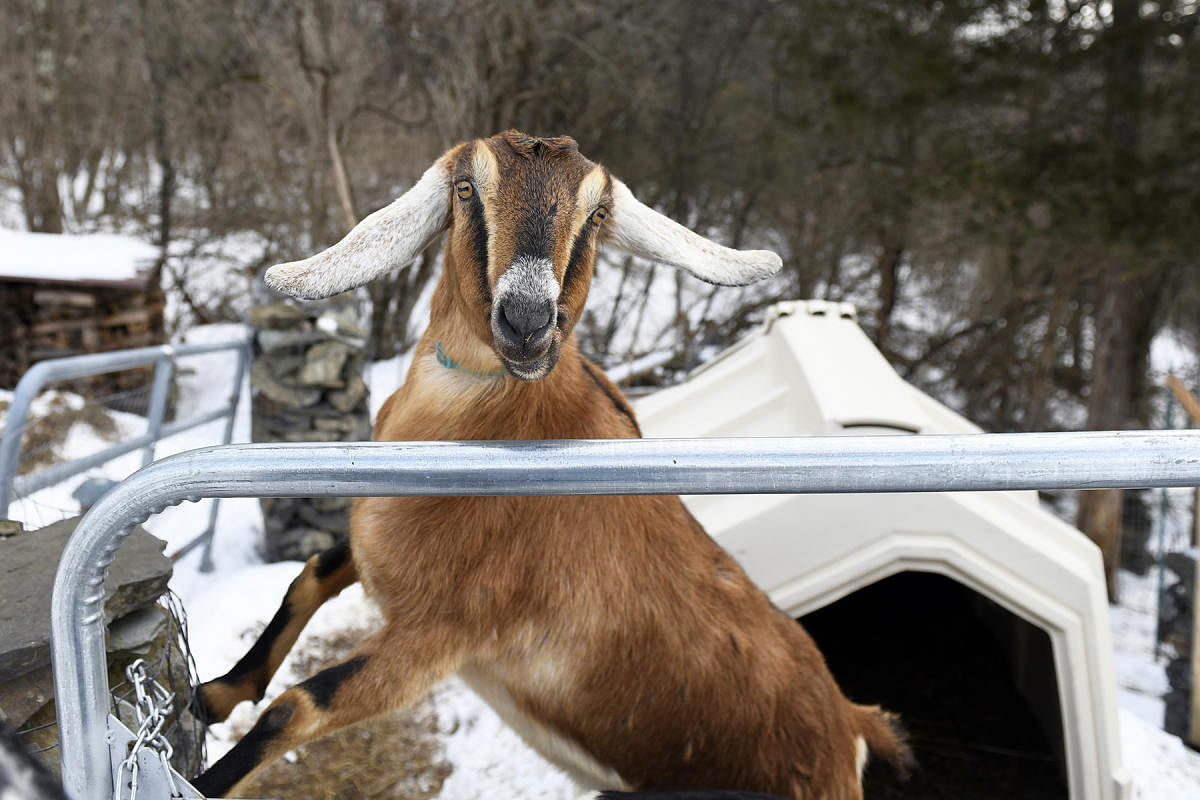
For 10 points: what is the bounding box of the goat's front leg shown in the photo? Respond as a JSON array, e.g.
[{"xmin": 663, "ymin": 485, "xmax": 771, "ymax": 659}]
[
  {"xmin": 191, "ymin": 623, "xmax": 468, "ymax": 798},
  {"xmin": 196, "ymin": 539, "xmax": 358, "ymax": 723}
]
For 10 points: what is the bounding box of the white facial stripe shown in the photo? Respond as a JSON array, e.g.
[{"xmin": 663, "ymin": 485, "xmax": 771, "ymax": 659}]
[
  {"xmin": 577, "ymin": 166, "xmax": 607, "ymax": 214},
  {"xmin": 568, "ymin": 166, "xmax": 607, "ymax": 244},
  {"xmin": 496, "ymin": 255, "xmax": 559, "ymax": 306},
  {"xmin": 472, "ymin": 143, "xmax": 501, "ymax": 282},
  {"xmin": 471, "ymin": 142, "xmax": 500, "ymax": 197}
]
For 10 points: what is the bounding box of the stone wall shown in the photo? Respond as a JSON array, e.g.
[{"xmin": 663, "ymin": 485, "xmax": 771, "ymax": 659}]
[
  {"xmin": 249, "ymin": 302, "xmax": 371, "ymax": 562},
  {"xmin": 0, "ymin": 518, "xmax": 203, "ymax": 778}
]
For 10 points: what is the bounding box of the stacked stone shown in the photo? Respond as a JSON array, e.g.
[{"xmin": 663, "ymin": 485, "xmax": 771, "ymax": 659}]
[
  {"xmin": 248, "ymin": 302, "xmax": 371, "ymax": 562},
  {"xmin": 0, "ymin": 518, "xmax": 203, "ymax": 778}
]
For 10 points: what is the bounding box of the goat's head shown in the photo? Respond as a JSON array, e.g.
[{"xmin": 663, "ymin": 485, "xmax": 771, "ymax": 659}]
[{"xmin": 266, "ymin": 130, "xmax": 781, "ymax": 380}]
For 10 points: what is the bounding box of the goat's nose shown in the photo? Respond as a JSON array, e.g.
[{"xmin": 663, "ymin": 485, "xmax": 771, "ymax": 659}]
[{"xmin": 497, "ymin": 296, "xmax": 553, "ymax": 346}]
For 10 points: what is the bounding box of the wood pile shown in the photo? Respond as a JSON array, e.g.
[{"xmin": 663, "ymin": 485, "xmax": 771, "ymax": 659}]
[{"xmin": 0, "ymin": 279, "xmax": 165, "ymax": 405}]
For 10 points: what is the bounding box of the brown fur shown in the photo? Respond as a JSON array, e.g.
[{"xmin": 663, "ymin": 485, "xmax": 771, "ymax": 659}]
[{"xmin": 196, "ymin": 131, "xmax": 911, "ymax": 798}]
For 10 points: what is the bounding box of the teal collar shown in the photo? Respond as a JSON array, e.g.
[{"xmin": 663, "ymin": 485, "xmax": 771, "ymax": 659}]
[{"xmin": 435, "ymin": 341, "xmax": 508, "ymax": 378}]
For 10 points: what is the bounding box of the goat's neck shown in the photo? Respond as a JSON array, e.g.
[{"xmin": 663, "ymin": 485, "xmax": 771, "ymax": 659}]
[
  {"xmin": 423, "ymin": 257, "xmax": 503, "ymax": 377},
  {"xmin": 397, "ymin": 268, "xmax": 599, "ymax": 441}
]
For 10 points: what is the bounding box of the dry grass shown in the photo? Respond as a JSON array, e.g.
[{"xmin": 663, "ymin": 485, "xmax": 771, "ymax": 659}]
[{"xmin": 227, "ymin": 629, "xmax": 453, "ymax": 800}]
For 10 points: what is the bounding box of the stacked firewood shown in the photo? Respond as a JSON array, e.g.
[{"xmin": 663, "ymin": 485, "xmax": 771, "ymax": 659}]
[{"xmin": 0, "ymin": 281, "xmax": 165, "ymax": 405}]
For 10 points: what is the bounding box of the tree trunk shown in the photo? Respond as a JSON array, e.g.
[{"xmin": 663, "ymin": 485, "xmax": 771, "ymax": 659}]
[
  {"xmin": 138, "ymin": 0, "xmax": 176, "ymax": 324},
  {"xmin": 367, "ymin": 277, "xmax": 399, "ymax": 361},
  {"xmin": 874, "ymin": 243, "xmax": 903, "ymax": 356},
  {"xmin": 1025, "ymin": 288, "xmax": 1070, "ymax": 431},
  {"xmin": 326, "ymin": 118, "xmax": 357, "ymax": 233},
  {"xmin": 27, "ymin": 169, "xmax": 64, "ymax": 233},
  {"xmin": 1075, "ymin": 263, "xmax": 1136, "ymax": 599},
  {"xmin": 1075, "ymin": 0, "xmax": 1145, "ymax": 602}
]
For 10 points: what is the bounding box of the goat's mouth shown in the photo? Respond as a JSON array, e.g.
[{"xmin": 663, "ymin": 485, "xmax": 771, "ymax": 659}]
[
  {"xmin": 490, "ymin": 291, "xmax": 561, "ymax": 381},
  {"xmin": 496, "ymin": 338, "xmax": 561, "ymax": 381}
]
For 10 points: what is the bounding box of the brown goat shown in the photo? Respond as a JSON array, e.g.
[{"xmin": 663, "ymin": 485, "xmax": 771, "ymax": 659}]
[{"xmin": 192, "ymin": 131, "xmax": 912, "ymax": 799}]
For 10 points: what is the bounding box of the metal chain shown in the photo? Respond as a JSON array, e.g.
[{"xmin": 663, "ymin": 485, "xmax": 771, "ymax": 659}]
[{"xmin": 114, "ymin": 659, "xmax": 182, "ymax": 800}]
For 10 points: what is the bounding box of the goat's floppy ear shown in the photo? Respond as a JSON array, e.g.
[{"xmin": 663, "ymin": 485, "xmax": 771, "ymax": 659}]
[
  {"xmin": 265, "ymin": 159, "xmax": 452, "ymax": 300},
  {"xmin": 603, "ymin": 179, "xmax": 781, "ymax": 286}
]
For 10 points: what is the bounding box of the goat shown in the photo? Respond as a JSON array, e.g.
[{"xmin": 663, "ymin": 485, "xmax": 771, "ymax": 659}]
[{"xmin": 192, "ymin": 131, "xmax": 913, "ymax": 799}]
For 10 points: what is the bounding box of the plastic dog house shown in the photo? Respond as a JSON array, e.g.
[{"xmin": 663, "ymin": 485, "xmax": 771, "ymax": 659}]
[{"xmin": 634, "ymin": 301, "xmax": 1129, "ymax": 800}]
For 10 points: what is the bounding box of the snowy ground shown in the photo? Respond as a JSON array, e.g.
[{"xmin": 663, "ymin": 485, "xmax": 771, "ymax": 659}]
[{"xmin": 4, "ymin": 324, "xmax": 1200, "ymax": 798}]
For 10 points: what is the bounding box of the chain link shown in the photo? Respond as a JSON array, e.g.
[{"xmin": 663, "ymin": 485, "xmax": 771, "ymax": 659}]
[{"xmin": 114, "ymin": 658, "xmax": 183, "ymax": 800}]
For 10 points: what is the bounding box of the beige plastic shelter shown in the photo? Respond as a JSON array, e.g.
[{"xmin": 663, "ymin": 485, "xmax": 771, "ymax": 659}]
[{"xmin": 634, "ymin": 300, "xmax": 1130, "ymax": 800}]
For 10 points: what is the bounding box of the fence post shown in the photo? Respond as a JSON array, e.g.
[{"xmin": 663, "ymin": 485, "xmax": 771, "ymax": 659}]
[
  {"xmin": 1194, "ymin": 485, "xmax": 1199, "ymax": 548},
  {"xmin": 197, "ymin": 341, "xmax": 248, "ymax": 572},
  {"xmin": 141, "ymin": 347, "xmax": 176, "ymax": 468},
  {"xmin": 1155, "ymin": 391, "xmax": 1174, "ymax": 661},
  {"xmin": 1, "ymin": 339, "xmax": 246, "ymax": 521},
  {"xmin": 1165, "ymin": 374, "xmax": 1200, "ymax": 749},
  {"xmin": 1192, "ymin": 563, "xmax": 1200, "ymax": 749}
]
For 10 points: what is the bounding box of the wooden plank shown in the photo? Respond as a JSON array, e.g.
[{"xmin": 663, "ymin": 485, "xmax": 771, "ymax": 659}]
[
  {"xmin": 32, "ymin": 289, "xmax": 96, "ymax": 308},
  {"xmin": 1166, "ymin": 375, "xmax": 1200, "ymax": 427},
  {"xmin": 98, "ymin": 331, "xmax": 157, "ymax": 349},
  {"xmin": 29, "ymin": 348, "xmax": 77, "ymax": 360},
  {"xmin": 99, "ymin": 308, "xmax": 156, "ymax": 328},
  {"xmin": 30, "ymin": 317, "xmax": 91, "ymax": 336}
]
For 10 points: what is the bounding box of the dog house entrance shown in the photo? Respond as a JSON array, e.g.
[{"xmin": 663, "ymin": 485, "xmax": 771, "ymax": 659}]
[{"xmin": 799, "ymin": 571, "xmax": 1068, "ymax": 799}]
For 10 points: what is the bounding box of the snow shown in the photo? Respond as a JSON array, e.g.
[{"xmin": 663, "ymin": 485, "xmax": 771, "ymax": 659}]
[
  {"xmin": 1, "ymin": 322, "xmax": 259, "ymax": 580},
  {"xmin": 0, "ymin": 227, "xmax": 158, "ymax": 284},
  {"xmin": 183, "ymin": 559, "xmax": 577, "ymax": 799},
  {"xmin": 161, "ymin": 231, "xmax": 271, "ymax": 335},
  {"xmin": 1120, "ymin": 709, "xmax": 1200, "ymax": 798},
  {"xmin": 5, "ymin": 321, "xmax": 1200, "ymax": 798},
  {"xmin": 365, "ymin": 353, "xmax": 414, "ymax": 422},
  {"xmin": 433, "ymin": 677, "xmax": 577, "ymax": 800},
  {"xmin": 1110, "ymin": 572, "xmax": 1172, "ymax": 728}
]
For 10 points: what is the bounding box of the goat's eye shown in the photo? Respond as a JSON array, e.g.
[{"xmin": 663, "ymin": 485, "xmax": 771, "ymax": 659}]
[
  {"xmin": 591, "ymin": 207, "xmax": 608, "ymax": 225},
  {"xmin": 455, "ymin": 181, "xmax": 474, "ymax": 200}
]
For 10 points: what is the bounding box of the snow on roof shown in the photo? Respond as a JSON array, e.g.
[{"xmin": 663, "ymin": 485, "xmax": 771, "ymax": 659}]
[{"xmin": 0, "ymin": 227, "xmax": 159, "ymax": 288}]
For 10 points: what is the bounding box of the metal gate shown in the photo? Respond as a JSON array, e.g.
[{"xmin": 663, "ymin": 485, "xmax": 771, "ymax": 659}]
[
  {"xmin": 0, "ymin": 339, "xmax": 249, "ymax": 568},
  {"xmin": 49, "ymin": 430, "xmax": 1200, "ymax": 800}
]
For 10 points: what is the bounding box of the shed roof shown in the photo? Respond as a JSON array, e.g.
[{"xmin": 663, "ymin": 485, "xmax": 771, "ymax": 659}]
[{"xmin": 0, "ymin": 228, "xmax": 159, "ymax": 289}]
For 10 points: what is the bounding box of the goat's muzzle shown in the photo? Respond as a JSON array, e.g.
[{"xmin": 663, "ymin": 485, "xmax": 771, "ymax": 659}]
[
  {"xmin": 491, "ymin": 292, "xmax": 560, "ymax": 381},
  {"xmin": 491, "ymin": 257, "xmax": 562, "ymax": 380}
]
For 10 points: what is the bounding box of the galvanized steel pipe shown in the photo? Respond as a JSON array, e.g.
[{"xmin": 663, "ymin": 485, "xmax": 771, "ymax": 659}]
[
  {"xmin": 0, "ymin": 340, "xmax": 248, "ymax": 517},
  {"xmin": 52, "ymin": 430, "xmax": 1200, "ymax": 799}
]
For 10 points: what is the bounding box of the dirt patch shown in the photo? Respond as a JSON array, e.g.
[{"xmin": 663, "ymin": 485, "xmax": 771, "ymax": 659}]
[
  {"xmin": 0, "ymin": 394, "xmax": 119, "ymax": 475},
  {"xmin": 226, "ymin": 628, "xmax": 453, "ymax": 800}
]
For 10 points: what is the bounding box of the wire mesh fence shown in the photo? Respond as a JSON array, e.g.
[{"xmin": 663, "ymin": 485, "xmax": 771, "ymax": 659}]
[
  {"xmin": 16, "ymin": 591, "xmax": 206, "ymax": 779},
  {"xmin": 0, "ymin": 379, "xmax": 156, "ymax": 529},
  {"xmin": 107, "ymin": 591, "xmax": 207, "ymax": 780},
  {"xmin": 1122, "ymin": 385, "xmax": 1199, "ymax": 656},
  {"xmin": 0, "ymin": 339, "xmax": 248, "ymax": 570}
]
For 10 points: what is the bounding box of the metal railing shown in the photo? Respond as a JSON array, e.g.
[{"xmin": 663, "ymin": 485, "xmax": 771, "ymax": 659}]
[
  {"xmin": 48, "ymin": 430, "xmax": 1200, "ymax": 800},
  {"xmin": 0, "ymin": 339, "xmax": 249, "ymax": 569}
]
